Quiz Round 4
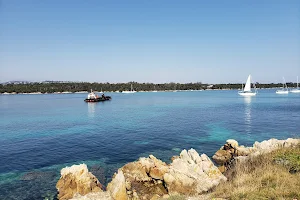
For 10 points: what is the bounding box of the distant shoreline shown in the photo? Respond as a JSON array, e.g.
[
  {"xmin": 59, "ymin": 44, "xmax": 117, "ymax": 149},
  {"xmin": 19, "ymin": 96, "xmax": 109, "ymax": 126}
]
[{"xmin": 1, "ymin": 87, "xmax": 297, "ymax": 95}]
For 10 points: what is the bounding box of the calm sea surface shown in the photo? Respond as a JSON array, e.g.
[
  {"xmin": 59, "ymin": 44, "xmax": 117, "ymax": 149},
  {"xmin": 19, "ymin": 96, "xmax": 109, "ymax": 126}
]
[{"xmin": 0, "ymin": 90, "xmax": 299, "ymax": 199}]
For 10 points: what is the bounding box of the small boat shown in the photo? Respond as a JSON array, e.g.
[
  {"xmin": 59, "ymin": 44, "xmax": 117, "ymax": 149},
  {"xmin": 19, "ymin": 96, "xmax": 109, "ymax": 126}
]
[
  {"xmin": 290, "ymin": 76, "xmax": 300, "ymax": 93},
  {"xmin": 122, "ymin": 84, "xmax": 136, "ymax": 93},
  {"xmin": 84, "ymin": 89, "xmax": 111, "ymax": 102},
  {"xmin": 238, "ymin": 75, "xmax": 257, "ymax": 96},
  {"xmin": 276, "ymin": 77, "xmax": 289, "ymax": 94}
]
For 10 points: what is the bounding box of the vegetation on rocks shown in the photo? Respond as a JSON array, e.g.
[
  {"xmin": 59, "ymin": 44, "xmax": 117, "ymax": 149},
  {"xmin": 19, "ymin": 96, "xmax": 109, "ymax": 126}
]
[
  {"xmin": 212, "ymin": 145, "xmax": 300, "ymax": 200},
  {"xmin": 274, "ymin": 146, "xmax": 300, "ymax": 173}
]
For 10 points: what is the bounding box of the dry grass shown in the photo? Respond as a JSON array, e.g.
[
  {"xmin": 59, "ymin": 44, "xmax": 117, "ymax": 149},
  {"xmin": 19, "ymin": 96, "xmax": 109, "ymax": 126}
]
[
  {"xmin": 212, "ymin": 146, "xmax": 300, "ymax": 200},
  {"xmin": 165, "ymin": 195, "xmax": 186, "ymax": 200}
]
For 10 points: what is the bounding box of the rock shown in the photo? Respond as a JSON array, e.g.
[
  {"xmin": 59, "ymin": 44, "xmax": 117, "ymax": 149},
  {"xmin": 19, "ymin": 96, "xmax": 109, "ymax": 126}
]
[
  {"xmin": 212, "ymin": 150, "xmax": 232, "ymax": 165},
  {"xmin": 226, "ymin": 139, "xmax": 238, "ymax": 148},
  {"xmin": 122, "ymin": 161, "xmax": 150, "ymax": 182},
  {"xmin": 107, "ymin": 170, "xmax": 127, "ymax": 200},
  {"xmin": 214, "ymin": 138, "xmax": 300, "ymax": 174},
  {"xmin": 56, "ymin": 164, "xmax": 103, "ymax": 200},
  {"xmin": 171, "ymin": 156, "xmax": 179, "ymax": 161},
  {"xmin": 125, "ymin": 180, "xmax": 132, "ymax": 190},
  {"xmin": 149, "ymin": 165, "xmax": 169, "ymax": 180},
  {"xmin": 163, "ymin": 149, "xmax": 226, "ymax": 195},
  {"xmin": 218, "ymin": 165, "xmax": 226, "ymax": 173},
  {"xmin": 235, "ymin": 146, "xmax": 252, "ymax": 156},
  {"xmin": 115, "ymin": 155, "xmax": 168, "ymax": 199},
  {"xmin": 253, "ymin": 138, "xmax": 300, "ymax": 153},
  {"xmin": 133, "ymin": 191, "xmax": 139, "ymax": 200},
  {"xmin": 150, "ymin": 194, "xmax": 160, "ymax": 200},
  {"xmin": 71, "ymin": 191, "xmax": 112, "ymax": 200},
  {"xmin": 284, "ymin": 138, "xmax": 300, "ymax": 147}
]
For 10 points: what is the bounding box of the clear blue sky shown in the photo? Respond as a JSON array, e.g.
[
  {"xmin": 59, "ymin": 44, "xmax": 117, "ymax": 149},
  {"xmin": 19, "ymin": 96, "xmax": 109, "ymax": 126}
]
[{"xmin": 0, "ymin": 0, "xmax": 299, "ymax": 83}]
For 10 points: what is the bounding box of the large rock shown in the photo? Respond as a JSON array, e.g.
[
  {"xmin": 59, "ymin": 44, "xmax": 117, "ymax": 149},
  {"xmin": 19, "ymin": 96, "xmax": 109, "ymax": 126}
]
[
  {"xmin": 253, "ymin": 138, "xmax": 300, "ymax": 154},
  {"xmin": 107, "ymin": 170, "xmax": 127, "ymax": 200},
  {"xmin": 212, "ymin": 150, "xmax": 232, "ymax": 165},
  {"xmin": 163, "ymin": 149, "xmax": 227, "ymax": 195},
  {"xmin": 118, "ymin": 155, "xmax": 169, "ymax": 199},
  {"xmin": 56, "ymin": 164, "xmax": 103, "ymax": 200}
]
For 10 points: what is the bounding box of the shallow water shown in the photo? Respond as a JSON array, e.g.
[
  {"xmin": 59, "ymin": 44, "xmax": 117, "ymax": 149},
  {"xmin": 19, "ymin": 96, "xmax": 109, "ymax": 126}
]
[{"xmin": 0, "ymin": 90, "xmax": 299, "ymax": 199}]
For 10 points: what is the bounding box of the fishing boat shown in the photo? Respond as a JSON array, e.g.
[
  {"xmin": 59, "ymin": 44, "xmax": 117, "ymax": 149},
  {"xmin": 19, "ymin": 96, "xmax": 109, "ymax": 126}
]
[
  {"xmin": 276, "ymin": 77, "xmax": 289, "ymax": 94},
  {"xmin": 84, "ymin": 89, "xmax": 111, "ymax": 102},
  {"xmin": 122, "ymin": 84, "xmax": 136, "ymax": 93},
  {"xmin": 238, "ymin": 75, "xmax": 257, "ymax": 96},
  {"xmin": 290, "ymin": 76, "xmax": 300, "ymax": 93}
]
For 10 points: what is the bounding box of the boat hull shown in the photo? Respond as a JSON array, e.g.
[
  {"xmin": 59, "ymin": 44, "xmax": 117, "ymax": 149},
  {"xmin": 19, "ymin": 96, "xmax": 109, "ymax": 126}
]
[
  {"xmin": 238, "ymin": 92, "xmax": 256, "ymax": 96},
  {"xmin": 84, "ymin": 96, "xmax": 111, "ymax": 102},
  {"xmin": 276, "ymin": 90, "xmax": 289, "ymax": 94},
  {"xmin": 122, "ymin": 91, "xmax": 136, "ymax": 93},
  {"xmin": 290, "ymin": 89, "xmax": 300, "ymax": 93}
]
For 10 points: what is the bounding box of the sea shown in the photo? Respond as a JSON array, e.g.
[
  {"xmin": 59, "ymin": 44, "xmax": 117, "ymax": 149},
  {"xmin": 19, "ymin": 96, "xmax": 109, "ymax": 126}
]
[{"xmin": 0, "ymin": 89, "xmax": 299, "ymax": 199}]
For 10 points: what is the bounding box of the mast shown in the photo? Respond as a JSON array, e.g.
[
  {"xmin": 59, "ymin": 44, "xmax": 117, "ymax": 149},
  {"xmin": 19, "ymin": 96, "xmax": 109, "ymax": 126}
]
[
  {"xmin": 297, "ymin": 76, "xmax": 299, "ymax": 89},
  {"xmin": 283, "ymin": 77, "xmax": 288, "ymax": 90}
]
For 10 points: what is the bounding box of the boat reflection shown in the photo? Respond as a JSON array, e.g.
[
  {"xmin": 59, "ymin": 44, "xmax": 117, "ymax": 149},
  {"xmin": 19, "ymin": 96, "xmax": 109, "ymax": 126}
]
[
  {"xmin": 87, "ymin": 102, "xmax": 96, "ymax": 118},
  {"xmin": 244, "ymin": 97, "xmax": 252, "ymax": 134}
]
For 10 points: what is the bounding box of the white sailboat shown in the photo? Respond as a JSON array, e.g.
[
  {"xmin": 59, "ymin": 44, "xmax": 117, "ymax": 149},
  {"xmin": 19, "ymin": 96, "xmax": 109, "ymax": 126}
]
[
  {"xmin": 238, "ymin": 75, "xmax": 257, "ymax": 96},
  {"xmin": 276, "ymin": 77, "xmax": 289, "ymax": 94},
  {"xmin": 290, "ymin": 76, "xmax": 300, "ymax": 93},
  {"xmin": 122, "ymin": 84, "xmax": 136, "ymax": 93}
]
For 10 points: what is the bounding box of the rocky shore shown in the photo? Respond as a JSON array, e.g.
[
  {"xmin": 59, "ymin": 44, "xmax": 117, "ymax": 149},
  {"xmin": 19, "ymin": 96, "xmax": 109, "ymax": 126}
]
[{"xmin": 56, "ymin": 138, "xmax": 300, "ymax": 200}]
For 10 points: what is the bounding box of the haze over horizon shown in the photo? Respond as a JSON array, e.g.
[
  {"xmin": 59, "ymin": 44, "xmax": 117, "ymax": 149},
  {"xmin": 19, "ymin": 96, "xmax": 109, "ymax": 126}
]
[{"xmin": 1, "ymin": 1, "xmax": 299, "ymax": 84}]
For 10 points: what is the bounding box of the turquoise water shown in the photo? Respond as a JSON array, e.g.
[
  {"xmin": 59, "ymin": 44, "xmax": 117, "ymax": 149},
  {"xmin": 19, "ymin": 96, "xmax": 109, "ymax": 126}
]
[{"xmin": 0, "ymin": 90, "xmax": 299, "ymax": 199}]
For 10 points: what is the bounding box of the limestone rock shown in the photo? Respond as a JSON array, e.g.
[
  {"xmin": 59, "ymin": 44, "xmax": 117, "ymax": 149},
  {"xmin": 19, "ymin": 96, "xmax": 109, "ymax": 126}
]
[
  {"xmin": 106, "ymin": 155, "xmax": 169, "ymax": 200},
  {"xmin": 235, "ymin": 145, "xmax": 253, "ymax": 156},
  {"xmin": 253, "ymin": 138, "xmax": 300, "ymax": 153},
  {"xmin": 71, "ymin": 191, "xmax": 112, "ymax": 200},
  {"xmin": 226, "ymin": 139, "xmax": 238, "ymax": 148},
  {"xmin": 163, "ymin": 149, "xmax": 226, "ymax": 195},
  {"xmin": 56, "ymin": 164, "xmax": 103, "ymax": 200},
  {"xmin": 107, "ymin": 170, "xmax": 127, "ymax": 200},
  {"xmin": 122, "ymin": 161, "xmax": 150, "ymax": 182},
  {"xmin": 212, "ymin": 150, "xmax": 232, "ymax": 165}
]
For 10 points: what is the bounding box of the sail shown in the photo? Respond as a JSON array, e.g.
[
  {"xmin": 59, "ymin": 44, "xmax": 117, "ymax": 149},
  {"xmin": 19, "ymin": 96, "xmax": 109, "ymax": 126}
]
[{"xmin": 244, "ymin": 75, "xmax": 252, "ymax": 92}]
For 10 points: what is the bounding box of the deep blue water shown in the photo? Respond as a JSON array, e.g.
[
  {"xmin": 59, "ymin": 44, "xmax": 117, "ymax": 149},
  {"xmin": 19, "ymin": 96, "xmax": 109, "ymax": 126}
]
[{"xmin": 0, "ymin": 90, "xmax": 299, "ymax": 199}]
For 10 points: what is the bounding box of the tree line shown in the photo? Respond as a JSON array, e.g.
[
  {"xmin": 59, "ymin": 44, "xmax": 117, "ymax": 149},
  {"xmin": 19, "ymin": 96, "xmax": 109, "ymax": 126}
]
[{"xmin": 0, "ymin": 82, "xmax": 297, "ymax": 93}]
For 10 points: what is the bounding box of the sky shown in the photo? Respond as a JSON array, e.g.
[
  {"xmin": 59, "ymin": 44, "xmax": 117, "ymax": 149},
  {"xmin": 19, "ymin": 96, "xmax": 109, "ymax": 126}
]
[{"xmin": 0, "ymin": 0, "xmax": 299, "ymax": 84}]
